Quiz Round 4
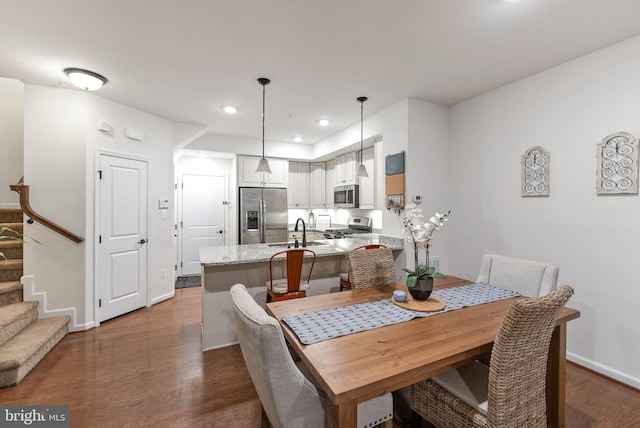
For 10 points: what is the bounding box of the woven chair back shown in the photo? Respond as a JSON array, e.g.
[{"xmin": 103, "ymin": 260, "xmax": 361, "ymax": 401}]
[
  {"xmin": 346, "ymin": 247, "xmax": 396, "ymax": 289},
  {"xmin": 488, "ymin": 284, "xmax": 574, "ymax": 427}
]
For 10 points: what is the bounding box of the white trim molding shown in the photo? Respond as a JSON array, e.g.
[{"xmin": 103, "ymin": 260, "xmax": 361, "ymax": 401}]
[
  {"xmin": 21, "ymin": 274, "xmax": 94, "ymax": 332},
  {"xmin": 568, "ymin": 351, "xmax": 640, "ymax": 390}
]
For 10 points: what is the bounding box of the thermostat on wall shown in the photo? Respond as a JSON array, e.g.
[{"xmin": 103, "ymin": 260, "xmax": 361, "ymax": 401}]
[{"xmin": 158, "ymin": 198, "xmax": 170, "ymax": 209}]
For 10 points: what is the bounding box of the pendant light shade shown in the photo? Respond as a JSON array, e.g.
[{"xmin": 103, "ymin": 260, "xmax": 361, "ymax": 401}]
[
  {"xmin": 355, "ymin": 96, "xmax": 369, "ymax": 178},
  {"xmin": 255, "ymin": 77, "xmax": 272, "ymax": 174}
]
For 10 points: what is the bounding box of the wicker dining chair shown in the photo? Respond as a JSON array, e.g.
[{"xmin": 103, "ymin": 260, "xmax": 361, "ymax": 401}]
[
  {"xmin": 410, "ymin": 284, "xmax": 574, "ymax": 428},
  {"xmin": 339, "ymin": 244, "xmax": 388, "ymax": 291},
  {"xmin": 345, "ymin": 246, "xmax": 396, "ymax": 289}
]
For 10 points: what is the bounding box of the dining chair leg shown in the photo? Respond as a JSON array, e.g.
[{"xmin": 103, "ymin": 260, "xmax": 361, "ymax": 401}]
[
  {"xmin": 410, "ymin": 410, "xmax": 423, "ymax": 428},
  {"xmin": 381, "ymin": 420, "xmax": 393, "ymax": 428},
  {"xmin": 260, "ymin": 405, "xmax": 272, "ymax": 428}
]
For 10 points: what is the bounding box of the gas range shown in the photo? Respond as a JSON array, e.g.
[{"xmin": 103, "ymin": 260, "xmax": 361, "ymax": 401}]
[{"xmin": 323, "ymin": 216, "xmax": 372, "ymax": 239}]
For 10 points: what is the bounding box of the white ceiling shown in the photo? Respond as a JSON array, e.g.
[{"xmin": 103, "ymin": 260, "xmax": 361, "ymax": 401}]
[{"xmin": 2, "ymin": 0, "xmax": 640, "ymax": 145}]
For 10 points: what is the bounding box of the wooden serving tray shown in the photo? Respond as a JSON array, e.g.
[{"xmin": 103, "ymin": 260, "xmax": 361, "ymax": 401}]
[{"xmin": 392, "ymin": 295, "xmax": 445, "ymax": 312}]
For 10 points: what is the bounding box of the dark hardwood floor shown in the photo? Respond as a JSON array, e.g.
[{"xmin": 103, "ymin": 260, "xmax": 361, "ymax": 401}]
[{"xmin": 1, "ymin": 287, "xmax": 638, "ymax": 427}]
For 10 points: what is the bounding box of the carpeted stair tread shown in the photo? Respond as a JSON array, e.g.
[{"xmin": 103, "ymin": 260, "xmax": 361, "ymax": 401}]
[
  {"xmin": 0, "ymin": 301, "xmax": 38, "ymax": 346},
  {"xmin": 0, "ymin": 316, "xmax": 70, "ymax": 387},
  {"xmin": 0, "ymin": 281, "xmax": 22, "ymax": 295},
  {"xmin": 0, "ymin": 259, "xmax": 23, "ymax": 271},
  {"xmin": 0, "ymin": 281, "xmax": 23, "ymax": 307},
  {"xmin": 0, "ymin": 240, "xmax": 23, "ymax": 249},
  {"xmin": 0, "ymin": 209, "xmax": 23, "ymax": 223},
  {"xmin": 0, "ymin": 222, "xmax": 24, "ymax": 232}
]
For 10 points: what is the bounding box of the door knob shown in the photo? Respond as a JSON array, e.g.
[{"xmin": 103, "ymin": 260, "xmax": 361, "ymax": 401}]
[
  {"xmin": 138, "ymin": 239, "xmax": 147, "ymax": 244},
  {"xmin": 217, "ymin": 230, "xmax": 223, "ymax": 234}
]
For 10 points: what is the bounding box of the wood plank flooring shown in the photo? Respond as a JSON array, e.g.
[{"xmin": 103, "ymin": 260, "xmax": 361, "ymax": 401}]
[{"xmin": 0, "ymin": 287, "xmax": 638, "ymax": 427}]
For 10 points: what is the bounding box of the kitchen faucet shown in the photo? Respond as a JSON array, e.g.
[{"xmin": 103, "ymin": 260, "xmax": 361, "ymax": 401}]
[{"xmin": 294, "ymin": 218, "xmax": 306, "ymax": 248}]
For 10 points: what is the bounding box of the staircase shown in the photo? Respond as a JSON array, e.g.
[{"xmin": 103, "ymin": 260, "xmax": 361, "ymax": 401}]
[{"xmin": 0, "ymin": 208, "xmax": 70, "ymax": 388}]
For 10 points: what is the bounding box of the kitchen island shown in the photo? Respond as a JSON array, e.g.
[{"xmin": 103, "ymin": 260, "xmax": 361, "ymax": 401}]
[{"xmin": 199, "ymin": 235, "xmax": 405, "ymax": 350}]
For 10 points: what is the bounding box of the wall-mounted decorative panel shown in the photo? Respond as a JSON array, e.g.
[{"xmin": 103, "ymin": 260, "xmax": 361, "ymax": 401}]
[
  {"xmin": 521, "ymin": 146, "xmax": 550, "ymax": 197},
  {"xmin": 596, "ymin": 132, "xmax": 638, "ymax": 195}
]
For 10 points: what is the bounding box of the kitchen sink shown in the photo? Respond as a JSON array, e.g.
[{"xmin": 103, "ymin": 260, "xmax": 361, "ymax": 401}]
[{"xmin": 267, "ymin": 241, "xmax": 328, "ymax": 248}]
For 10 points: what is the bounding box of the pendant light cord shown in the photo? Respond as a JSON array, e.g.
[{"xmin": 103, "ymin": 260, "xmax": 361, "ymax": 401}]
[{"xmin": 262, "ymin": 82, "xmax": 266, "ymax": 159}]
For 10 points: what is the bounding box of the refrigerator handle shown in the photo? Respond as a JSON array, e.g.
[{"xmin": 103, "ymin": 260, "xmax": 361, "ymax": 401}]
[{"xmin": 259, "ymin": 199, "xmax": 266, "ymax": 243}]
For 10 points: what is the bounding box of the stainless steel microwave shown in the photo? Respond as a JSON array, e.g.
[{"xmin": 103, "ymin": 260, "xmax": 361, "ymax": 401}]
[{"xmin": 334, "ymin": 185, "xmax": 359, "ymax": 208}]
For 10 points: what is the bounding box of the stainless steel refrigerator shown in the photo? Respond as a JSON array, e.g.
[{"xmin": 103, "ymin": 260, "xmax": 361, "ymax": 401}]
[{"xmin": 239, "ymin": 187, "xmax": 288, "ymax": 244}]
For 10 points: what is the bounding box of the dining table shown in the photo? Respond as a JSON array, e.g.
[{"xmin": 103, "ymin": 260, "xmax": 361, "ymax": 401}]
[{"xmin": 265, "ymin": 276, "xmax": 581, "ymax": 428}]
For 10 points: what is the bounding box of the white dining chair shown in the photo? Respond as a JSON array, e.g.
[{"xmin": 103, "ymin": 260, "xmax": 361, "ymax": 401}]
[
  {"xmin": 476, "ymin": 254, "xmax": 559, "ymax": 297},
  {"xmin": 230, "ymin": 283, "xmax": 394, "ymax": 428}
]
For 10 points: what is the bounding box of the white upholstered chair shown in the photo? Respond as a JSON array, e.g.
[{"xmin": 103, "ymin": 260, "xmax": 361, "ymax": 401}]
[
  {"xmin": 230, "ymin": 284, "xmax": 394, "ymax": 428},
  {"xmin": 476, "ymin": 254, "xmax": 559, "ymax": 297}
]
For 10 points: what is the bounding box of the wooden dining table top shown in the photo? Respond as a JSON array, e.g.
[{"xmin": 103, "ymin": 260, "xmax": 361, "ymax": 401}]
[{"xmin": 266, "ymin": 276, "xmax": 581, "ymax": 410}]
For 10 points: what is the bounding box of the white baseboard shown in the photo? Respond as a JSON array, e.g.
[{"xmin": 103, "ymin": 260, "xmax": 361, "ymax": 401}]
[
  {"xmin": 150, "ymin": 290, "xmax": 175, "ymax": 305},
  {"xmin": 568, "ymin": 351, "xmax": 640, "ymax": 390},
  {"xmin": 21, "ymin": 274, "xmax": 90, "ymax": 332}
]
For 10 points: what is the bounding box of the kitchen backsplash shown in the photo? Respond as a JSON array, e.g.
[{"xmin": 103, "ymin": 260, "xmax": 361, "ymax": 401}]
[{"xmin": 287, "ymin": 208, "xmax": 382, "ymax": 230}]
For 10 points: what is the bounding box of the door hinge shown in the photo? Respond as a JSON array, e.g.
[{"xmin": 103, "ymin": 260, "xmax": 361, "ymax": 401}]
[
  {"xmin": 174, "ymin": 265, "xmax": 177, "ymax": 271},
  {"xmin": 174, "ymin": 183, "xmax": 178, "ymax": 189},
  {"xmin": 98, "ymin": 170, "xmax": 103, "ymax": 180},
  {"xmin": 180, "ymin": 262, "xmax": 183, "ymax": 268},
  {"xmin": 99, "ymin": 299, "xmax": 102, "ymax": 308},
  {"xmin": 99, "ymin": 235, "xmax": 102, "ymax": 243}
]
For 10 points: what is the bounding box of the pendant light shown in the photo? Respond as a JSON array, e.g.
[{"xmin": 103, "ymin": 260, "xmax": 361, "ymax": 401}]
[
  {"xmin": 255, "ymin": 77, "xmax": 272, "ymax": 174},
  {"xmin": 355, "ymin": 96, "xmax": 369, "ymax": 178}
]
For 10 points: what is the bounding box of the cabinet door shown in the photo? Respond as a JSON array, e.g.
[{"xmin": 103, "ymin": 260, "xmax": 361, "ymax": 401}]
[
  {"xmin": 238, "ymin": 156, "xmax": 265, "ymax": 186},
  {"xmin": 335, "ymin": 155, "xmax": 346, "ymax": 184},
  {"xmin": 325, "ymin": 159, "xmax": 335, "ymax": 208},
  {"xmin": 343, "ymin": 152, "xmax": 356, "ymax": 184},
  {"xmin": 288, "ymin": 162, "xmax": 309, "ymax": 208},
  {"xmin": 310, "ymin": 162, "xmax": 326, "ymax": 208},
  {"xmin": 358, "ymin": 147, "xmax": 375, "ymax": 208},
  {"xmin": 266, "ymin": 158, "xmax": 288, "ymax": 187}
]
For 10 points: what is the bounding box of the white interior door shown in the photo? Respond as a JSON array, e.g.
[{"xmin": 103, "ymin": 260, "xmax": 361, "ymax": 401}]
[
  {"xmin": 180, "ymin": 174, "xmax": 226, "ymax": 275},
  {"xmin": 98, "ymin": 154, "xmax": 148, "ymax": 322}
]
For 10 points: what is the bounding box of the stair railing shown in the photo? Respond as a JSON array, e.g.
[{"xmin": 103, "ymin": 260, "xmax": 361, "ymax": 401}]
[{"xmin": 10, "ymin": 182, "xmax": 84, "ymax": 243}]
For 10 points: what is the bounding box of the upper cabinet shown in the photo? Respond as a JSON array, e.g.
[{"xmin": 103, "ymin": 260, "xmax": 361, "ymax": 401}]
[
  {"xmin": 310, "ymin": 162, "xmax": 326, "ymax": 208},
  {"xmin": 238, "ymin": 156, "xmax": 288, "ymax": 188},
  {"xmin": 324, "ymin": 159, "xmax": 336, "ymax": 208},
  {"xmin": 288, "ymin": 162, "xmax": 310, "ymax": 208},
  {"xmin": 335, "ymin": 152, "xmax": 357, "ymax": 185},
  {"xmin": 358, "ymin": 147, "xmax": 375, "ymax": 209}
]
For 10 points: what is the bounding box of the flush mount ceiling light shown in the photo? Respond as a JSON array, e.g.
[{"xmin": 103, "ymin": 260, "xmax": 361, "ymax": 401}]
[
  {"xmin": 63, "ymin": 67, "xmax": 108, "ymax": 91},
  {"xmin": 292, "ymin": 135, "xmax": 303, "ymax": 143},
  {"xmin": 255, "ymin": 77, "xmax": 272, "ymax": 174},
  {"xmin": 355, "ymin": 96, "xmax": 369, "ymax": 178},
  {"xmin": 222, "ymin": 105, "xmax": 237, "ymax": 114},
  {"xmin": 317, "ymin": 119, "xmax": 331, "ymax": 127}
]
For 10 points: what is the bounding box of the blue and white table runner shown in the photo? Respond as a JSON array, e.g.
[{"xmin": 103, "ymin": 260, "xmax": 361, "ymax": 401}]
[{"xmin": 282, "ymin": 283, "xmax": 520, "ymax": 345}]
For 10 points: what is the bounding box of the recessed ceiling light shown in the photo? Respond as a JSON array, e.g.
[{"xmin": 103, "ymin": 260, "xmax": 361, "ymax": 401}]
[
  {"xmin": 222, "ymin": 105, "xmax": 237, "ymax": 114},
  {"xmin": 317, "ymin": 119, "xmax": 331, "ymax": 127},
  {"xmin": 293, "ymin": 136, "xmax": 303, "ymax": 143},
  {"xmin": 63, "ymin": 67, "xmax": 108, "ymax": 91}
]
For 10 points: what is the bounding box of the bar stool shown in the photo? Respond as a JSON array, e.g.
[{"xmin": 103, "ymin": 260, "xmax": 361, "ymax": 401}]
[
  {"xmin": 266, "ymin": 248, "xmax": 317, "ymax": 302},
  {"xmin": 339, "ymin": 244, "xmax": 388, "ymax": 291}
]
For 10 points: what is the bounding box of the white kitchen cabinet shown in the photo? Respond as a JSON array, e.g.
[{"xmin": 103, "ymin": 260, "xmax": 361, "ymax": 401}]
[
  {"xmin": 335, "ymin": 152, "xmax": 357, "ymax": 185},
  {"xmin": 238, "ymin": 156, "xmax": 288, "ymax": 188},
  {"xmin": 310, "ymin": 162, "xmax": 326, "ymax": 208},
  {"xmin": 324, "ymin": 159, "xmax": 335, "ymax": 208},
  {"xmin": 358, "ymin": 147, "xmax": 375, "ymax": 208},
  {"xmin": 288, "ymin": 162, "xmax": 310, "ymax": 208}
]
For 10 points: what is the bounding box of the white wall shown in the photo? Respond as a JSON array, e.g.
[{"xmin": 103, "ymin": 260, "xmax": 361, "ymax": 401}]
[
  {"xmin": 448, "ymin": 35, "xmax": 640, "ymax": 388},
  {"xmin": 187, "ymin": 133, "xmax": 313, "ymax": 160},
  {"xmin": 0, "ymin": 77, "xmax": 24, "ymax": 207},
  {"xmin": 22, "ymin": 85, "xmax": 174, "ymax": 330}
]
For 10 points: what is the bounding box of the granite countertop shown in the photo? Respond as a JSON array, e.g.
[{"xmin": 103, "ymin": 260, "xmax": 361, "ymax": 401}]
[{"xmin": 199, "ymin": 235, "xmax": 404, "ymax": 267}]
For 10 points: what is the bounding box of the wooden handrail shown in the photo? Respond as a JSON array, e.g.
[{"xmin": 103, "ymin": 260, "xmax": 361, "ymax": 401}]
[{"xmin": 10, "ymin": 184, "xmax": 84, "ymax": 243}]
